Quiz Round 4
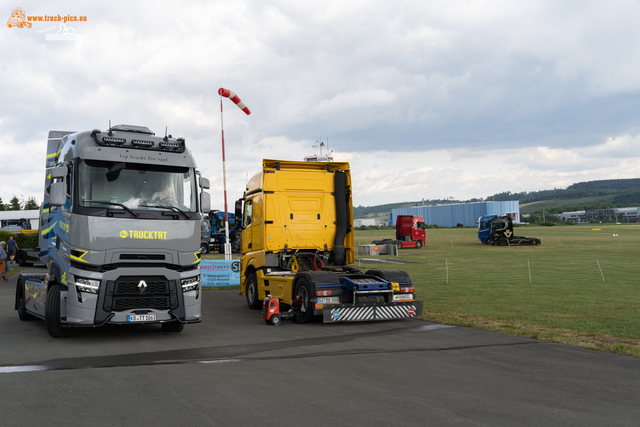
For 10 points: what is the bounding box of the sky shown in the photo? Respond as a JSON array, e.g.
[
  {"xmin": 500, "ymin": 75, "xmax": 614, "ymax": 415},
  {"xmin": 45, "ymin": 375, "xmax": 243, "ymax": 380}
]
[{"xmin": 2, "ymin": 0, "xmax": 640, "ymax": 209}]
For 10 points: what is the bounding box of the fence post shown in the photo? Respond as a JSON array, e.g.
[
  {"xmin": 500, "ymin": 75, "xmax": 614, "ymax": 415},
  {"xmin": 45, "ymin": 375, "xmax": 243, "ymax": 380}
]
[
  {"xmin": 597, "ymin": 259, "xmax": 605, "ymax": 282},
  {"xmin": 446, "ymin": 258, "xmax": 449, "ymax": 284}
]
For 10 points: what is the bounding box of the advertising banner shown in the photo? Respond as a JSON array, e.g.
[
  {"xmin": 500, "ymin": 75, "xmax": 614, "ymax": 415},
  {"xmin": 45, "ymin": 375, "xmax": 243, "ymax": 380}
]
[{"xmin": 200, "ymin": 260, "xmax": 241, "ymax": 287}]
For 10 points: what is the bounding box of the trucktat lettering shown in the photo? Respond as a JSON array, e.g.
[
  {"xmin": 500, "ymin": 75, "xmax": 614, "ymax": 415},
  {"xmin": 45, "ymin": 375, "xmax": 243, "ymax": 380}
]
[
  {"xmin": 235, "ymin": 159, "xmax": 423, "ymax": 323},
  {"xmin": 15, "ymin": 124, "xmax": 212, "ymax": 337}
]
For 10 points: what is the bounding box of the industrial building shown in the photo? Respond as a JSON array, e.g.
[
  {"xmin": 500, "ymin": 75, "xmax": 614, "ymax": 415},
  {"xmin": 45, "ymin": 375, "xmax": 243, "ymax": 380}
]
[
  {"xmin": 391, "ymin": 201, "xmax": 520, "ymax": 227},
  {"xmin": 556, "ymin": 207, "xmax": 639, "ymax": 222}
]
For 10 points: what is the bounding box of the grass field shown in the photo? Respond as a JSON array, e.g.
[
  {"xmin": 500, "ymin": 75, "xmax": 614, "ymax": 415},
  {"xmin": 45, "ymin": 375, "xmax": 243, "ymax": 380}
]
[{"xmin": 356, "ymin": 224, "xmax": 640, "ymax": 357}]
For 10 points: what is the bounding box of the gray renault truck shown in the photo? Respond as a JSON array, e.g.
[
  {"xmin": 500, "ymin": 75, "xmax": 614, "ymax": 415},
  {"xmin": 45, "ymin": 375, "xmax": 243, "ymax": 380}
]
[{"xmin": 15, "ymin": 125, "xmax": 211, "ymax": 337}]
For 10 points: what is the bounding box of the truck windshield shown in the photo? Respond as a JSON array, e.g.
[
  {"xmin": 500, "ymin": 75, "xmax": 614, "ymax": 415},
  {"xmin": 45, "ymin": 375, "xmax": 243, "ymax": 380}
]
[{"xmin": 77, "ymin": 160, "xmax": 197, "ymax": 213}]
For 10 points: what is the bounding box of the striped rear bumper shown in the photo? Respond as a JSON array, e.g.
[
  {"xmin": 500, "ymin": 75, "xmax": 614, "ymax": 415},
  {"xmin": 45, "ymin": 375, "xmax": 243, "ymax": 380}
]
[{"xmin": 322, "ymin": 301, "xmax": 423, "ymax": 323}]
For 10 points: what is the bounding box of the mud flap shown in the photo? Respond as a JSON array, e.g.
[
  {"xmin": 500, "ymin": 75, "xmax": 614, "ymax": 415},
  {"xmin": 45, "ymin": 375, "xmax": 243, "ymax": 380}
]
[{"xmin": 323, "ymin": 301, "xmax": 423, "ymax": 323}]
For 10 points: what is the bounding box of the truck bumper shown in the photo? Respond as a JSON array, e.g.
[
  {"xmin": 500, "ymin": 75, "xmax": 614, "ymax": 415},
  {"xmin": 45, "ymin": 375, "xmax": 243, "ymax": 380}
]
[{"xmin": 321, "ymin": 301, "xmax": 423, "ymax": 323}]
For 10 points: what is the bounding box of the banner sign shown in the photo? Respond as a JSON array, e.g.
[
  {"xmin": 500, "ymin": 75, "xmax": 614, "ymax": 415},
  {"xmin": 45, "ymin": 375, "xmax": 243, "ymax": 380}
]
[{"xmin": 200, "ymin": 260, "xmax": 241, "ymax": 287}]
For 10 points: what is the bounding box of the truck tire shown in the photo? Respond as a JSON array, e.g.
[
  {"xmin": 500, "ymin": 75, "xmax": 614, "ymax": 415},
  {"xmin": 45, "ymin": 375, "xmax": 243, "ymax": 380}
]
[
  {"xmin": 246, "ymin": 272, "xmax": 261, "ymax": 310},
  {"xmin": 45, "ymin": 284, "xmax": 73, "ymax": 338},
  {"xmin": 497, "ymin": 238, "xmax": 509, "ymax": 246},
  {"xmin": 294, "ymin": 278, "xmax": 314, "ymax": 323},
  {"xmin": 395, "ymin": 241, "xmax": 403, "ymax": 250},
  {"xmin": 16, "ymin": 252, "xmax": 33, "ymax": 267},
  {"xmin": 200, "ymin": 243, "xmax": 209, "ymax": 254},
  {"xmin": 162, "ymin": 321, "xmax": 184, "ymax": 332},
  {"xmin": 416, "ymin": 240, "xmax": 423, "ymax": 249},
  {"xmin": 16, "ymin": 279, "xmax": 35, "ymax": 321}
]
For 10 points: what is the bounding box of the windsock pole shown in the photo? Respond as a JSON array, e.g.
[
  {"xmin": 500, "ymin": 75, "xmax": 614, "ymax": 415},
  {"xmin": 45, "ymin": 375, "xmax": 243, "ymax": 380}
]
[{"xmin": 219, "ymin": 88, "xmax": 251, "ymax": 260}]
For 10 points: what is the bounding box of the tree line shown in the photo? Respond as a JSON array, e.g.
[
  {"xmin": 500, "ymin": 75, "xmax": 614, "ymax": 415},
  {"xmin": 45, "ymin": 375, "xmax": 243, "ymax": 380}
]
[{"xmin": 0, "ymin": 196, "xmax": 39, "ymax": 211}]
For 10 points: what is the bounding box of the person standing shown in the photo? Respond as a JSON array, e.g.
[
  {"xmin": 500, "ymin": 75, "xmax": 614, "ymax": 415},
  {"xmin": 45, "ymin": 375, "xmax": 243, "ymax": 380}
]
[
  {"xmin": 0, "ymin": 241, "xmax": 7, "ymax": 282},
  {"xmin": 6, "ymin": 235, "xmax": 18, "ymax": 262}
]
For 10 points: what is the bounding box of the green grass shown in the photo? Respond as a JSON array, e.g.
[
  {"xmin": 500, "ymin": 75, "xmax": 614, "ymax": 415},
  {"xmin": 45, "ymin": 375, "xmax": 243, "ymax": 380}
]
[{"xmin": 355, "ymin": 224, "xmax": 640, "ymax": 357}]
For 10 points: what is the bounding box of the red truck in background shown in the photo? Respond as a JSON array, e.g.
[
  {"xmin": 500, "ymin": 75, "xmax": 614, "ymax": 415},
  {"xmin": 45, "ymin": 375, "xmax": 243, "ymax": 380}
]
[{"xmin": 372, "ymin": 215, "xmax": 426, "ymax": 249}]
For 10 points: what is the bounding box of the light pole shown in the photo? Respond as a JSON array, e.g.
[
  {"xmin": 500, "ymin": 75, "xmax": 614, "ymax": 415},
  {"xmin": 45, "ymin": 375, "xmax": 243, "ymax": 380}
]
[{"xmin": 218, "ymin": 88, "xmax": 251, "ymax": 260}]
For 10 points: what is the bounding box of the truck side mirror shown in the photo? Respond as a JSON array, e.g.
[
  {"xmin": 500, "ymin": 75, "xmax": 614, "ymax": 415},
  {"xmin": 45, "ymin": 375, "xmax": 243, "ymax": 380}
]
[
  {"xmin": 235, "ymin": 200, "xmax": 243, "ymax": 227},
  {"xmin": 200, "ymin": 177, "xmax": 210, "ymax": 189},
  {"xmin": 50, "ymin": 165, "xmax": 67, "ymax": 179},
  {"xmin": 201, "ymin": 191, "xmax": 211, "ymax": 213},
  {"xmin": 50, "ymin": 182, "xmax": 66, "ymax": 206}
]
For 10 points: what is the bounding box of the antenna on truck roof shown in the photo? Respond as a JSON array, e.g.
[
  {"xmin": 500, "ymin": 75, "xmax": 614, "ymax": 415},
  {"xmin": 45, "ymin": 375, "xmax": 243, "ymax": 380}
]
[
  {"xmin": 164, "ymin": 126, "xmax": 168, "ymax": 142},
  {"xmin": 108, "ymin": 120, "xmax": 112, "ymax": 136}
]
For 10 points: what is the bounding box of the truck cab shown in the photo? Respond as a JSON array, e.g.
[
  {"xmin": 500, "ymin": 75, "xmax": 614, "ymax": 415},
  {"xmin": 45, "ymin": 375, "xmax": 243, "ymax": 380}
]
[
  {"xmin": 16, "ymin": 125, "xmax": 211, "ymax": 337},
  {"xmin": 235, "ymin": 159, "xmax": 422, "ymax": 323},
  {"xmin": 396, "ymin": 215, "xmax": 426, "ymax": 248}
]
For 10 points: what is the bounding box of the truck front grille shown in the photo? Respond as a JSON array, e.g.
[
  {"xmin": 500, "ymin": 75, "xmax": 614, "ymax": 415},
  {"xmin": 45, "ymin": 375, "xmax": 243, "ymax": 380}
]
[{"xmin": 103, "ymin": 276, "xmax": 178, "ymax": 312}]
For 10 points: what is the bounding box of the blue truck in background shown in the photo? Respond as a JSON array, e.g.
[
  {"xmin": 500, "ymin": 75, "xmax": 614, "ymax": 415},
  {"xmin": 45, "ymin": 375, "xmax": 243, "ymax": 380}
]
[
  {"xmin": 201, "ymin": 210, "xmax": 240, "ymax": 254},
  {"xmin": 477, "ymin": 214, "xmax": 541, "ymax": 246}
]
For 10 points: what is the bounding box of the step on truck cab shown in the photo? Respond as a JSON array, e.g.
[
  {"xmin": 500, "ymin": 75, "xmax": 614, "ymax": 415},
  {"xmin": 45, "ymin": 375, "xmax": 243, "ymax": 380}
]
[
  {"xmin": 235, "ymin": 159, "xmax": 423, "ymax": 323},
  {"xmin": 15, "ymin": 125, "xmax": 211, "ymax": 337}
]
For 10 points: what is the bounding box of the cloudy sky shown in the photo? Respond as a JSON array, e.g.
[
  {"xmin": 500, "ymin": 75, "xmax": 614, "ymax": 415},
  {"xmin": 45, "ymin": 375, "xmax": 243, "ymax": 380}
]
[{"xmin": 2, "ymin": 0, "xmax": 640, "ymax": 209}]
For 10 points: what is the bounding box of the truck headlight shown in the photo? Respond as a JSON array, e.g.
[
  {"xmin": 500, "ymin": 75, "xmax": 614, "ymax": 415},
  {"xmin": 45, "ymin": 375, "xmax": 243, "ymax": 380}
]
[
  {"xmin": 75, "ymin": 277, "xmax": 100, "ymax": 294},
  {"xmin": 181, "ymin": 275, "xmax": 200, "ymax": 292}
]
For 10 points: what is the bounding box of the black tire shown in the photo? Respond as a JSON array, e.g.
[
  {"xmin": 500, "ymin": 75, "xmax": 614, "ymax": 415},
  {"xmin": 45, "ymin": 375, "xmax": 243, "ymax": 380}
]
[
  {"xmin": 294, "ymin": 278, "xmax": 314, "ymax": 323},
  {"xmin": 16, "ymin": 252, "xmax": 33, "ymax": 267},
  {"xmin": 45, "ymin": 283, "xmax": 73, "ymax": 338},
  {"xmin": 270, "ymin": 314, "xmax": 281, "ymax": 326},
  {"xmin": 162, "ymin": 321, "xmax": 184, "ymax": 332},
  {"xmin": 200, "ymin": 243, "xmax": 209, "ymax": 254},
  {"xmin": 395, "ymin": 241, "xmax": 403, "ymax": 250},
  {"xmin": 416, "ymin": 239, "xmax": 423, "ymax": 249},
  {"xmin": 16, "ymin": 279, "xmax": 35, "ymax": 321},
  {"xmin": 245, "ymin": 272, "xmax": 260, "ymax": 309},
  {"xmin": 497, "ymin": 239, "xmax": 509, "ymax": 246},
  {"xmin": 294, "ymin": 311, "xmax": 307, "ymax": 324}
]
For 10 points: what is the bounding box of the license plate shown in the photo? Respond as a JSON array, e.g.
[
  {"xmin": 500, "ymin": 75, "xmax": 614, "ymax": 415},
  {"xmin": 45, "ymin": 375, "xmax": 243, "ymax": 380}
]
[
  {"xmin": 316, "ymin": 296, "xmax": 340, "ymax": 304},
  {"xmin": 393, "ymin": 294, "xmax": 414, "ymax": 301},
  {"xmin": 127, "ymin": 314, "xmax": 157, "ymax": 322}
]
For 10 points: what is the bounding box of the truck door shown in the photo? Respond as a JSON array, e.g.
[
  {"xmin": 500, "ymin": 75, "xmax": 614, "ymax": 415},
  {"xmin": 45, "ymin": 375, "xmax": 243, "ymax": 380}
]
[{"xmin": 241, "ymin": 195, "xmax": 263, "ymax": 253}]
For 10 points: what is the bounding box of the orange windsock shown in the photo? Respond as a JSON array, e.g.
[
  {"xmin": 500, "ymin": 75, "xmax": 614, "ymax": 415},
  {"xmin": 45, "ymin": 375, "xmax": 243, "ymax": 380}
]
[{"xmin": 218, "ymin": 88, "xmax": 251, "ymax": 115}]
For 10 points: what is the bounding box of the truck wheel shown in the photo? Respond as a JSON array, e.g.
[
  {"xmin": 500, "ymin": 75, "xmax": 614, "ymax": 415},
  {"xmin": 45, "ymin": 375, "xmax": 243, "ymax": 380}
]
[
  {"xmin": 16, "ymin": 252, "xmax": 33, "ymax": 267},
  {"xmin": 395, "ymin": 241, "xmax": 403, "ymax": 250},
  {"xmin": 200, "ymin": 243, "xmax": 209, "ymax": 254},
  {"xmin": 162, "ymin": 321, "xmax": 184, "ymax": 332},
  {"xmin": 16, "ymin": 279, "xmax": 35, "ymax": 321},
  {"xmin": 294, "ymin": 278, "xmax": 314, "ymax": 323},
  {"xmin": 246, "ymin": 272, "xmax": 261, "ymax": 310},
  {"xmin": 416, "ymin": 240, "xmax": 423, "ymax": 249},
  {"xmin": 45, "ymin": 284, "xmax": 73, "ymax": 338},
  {"xmin": 497, "ymin": 239, "xmax": 509, "ymax": 246}
]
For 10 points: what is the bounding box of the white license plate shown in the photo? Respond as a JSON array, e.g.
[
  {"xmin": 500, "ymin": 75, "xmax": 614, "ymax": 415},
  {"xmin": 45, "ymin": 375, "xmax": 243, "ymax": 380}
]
[
  {"xmin": 127, "ymin": 314, "xmax": 157, "ymax": 322},
  {"xmin": 393, "ymin": 294, "xmax": 414, "ymax": 301},
  {"xmin": 316, "ymin": 296, "xmax": 340, "ymax": 304}
]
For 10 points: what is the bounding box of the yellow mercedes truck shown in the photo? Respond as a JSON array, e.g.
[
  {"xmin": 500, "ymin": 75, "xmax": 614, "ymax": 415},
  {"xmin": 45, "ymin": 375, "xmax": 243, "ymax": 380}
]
[{"xmin": 235, "ymin": 159, "xmax": 423, "ymax": 323}]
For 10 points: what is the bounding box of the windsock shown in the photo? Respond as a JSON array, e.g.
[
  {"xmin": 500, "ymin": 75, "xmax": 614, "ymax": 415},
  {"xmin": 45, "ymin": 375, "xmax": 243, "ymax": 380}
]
[{"xmin": 218, "ymin": 88, "xmax": 251, "ymax": 115}]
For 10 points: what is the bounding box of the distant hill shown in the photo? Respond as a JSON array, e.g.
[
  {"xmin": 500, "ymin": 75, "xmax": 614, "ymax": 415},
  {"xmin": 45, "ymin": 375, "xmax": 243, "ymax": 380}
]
[{"xmin": 354, "ymin": 178, "xmax": 640, "ymax": 219}]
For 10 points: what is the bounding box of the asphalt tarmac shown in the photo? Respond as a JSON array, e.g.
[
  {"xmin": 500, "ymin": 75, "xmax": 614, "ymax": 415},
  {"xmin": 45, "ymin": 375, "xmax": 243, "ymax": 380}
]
[{"xmin": 1, "ymin": 266, "xmax": 639, "ymax": 426}]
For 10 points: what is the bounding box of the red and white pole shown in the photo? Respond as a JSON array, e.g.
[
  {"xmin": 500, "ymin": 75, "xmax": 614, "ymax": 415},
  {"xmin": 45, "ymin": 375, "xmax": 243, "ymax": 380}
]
[{"xmin": 218, "ymin": 88, "xmax": 250, "ymax": 260}]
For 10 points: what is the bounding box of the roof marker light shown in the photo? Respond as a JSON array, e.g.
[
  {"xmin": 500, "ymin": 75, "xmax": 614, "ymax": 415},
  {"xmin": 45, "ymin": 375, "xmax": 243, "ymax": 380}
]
[
  {"xmin": 102, "ymin": 137, "xmax": 126, "ymax": 144},
  {"xmin": 132, "ymin": 139, "xmax": 154, "ymax": 147}
]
